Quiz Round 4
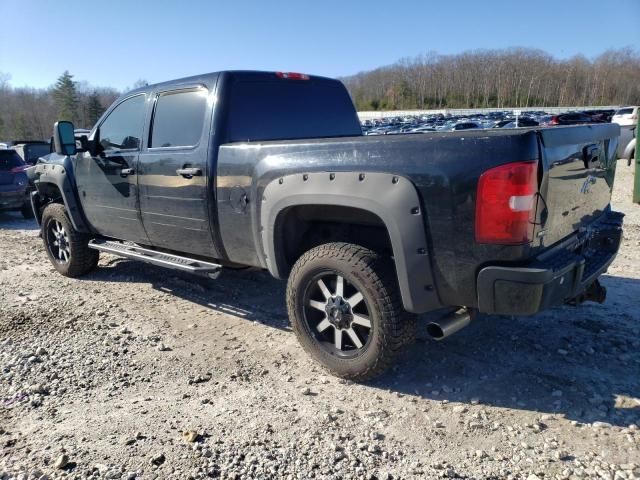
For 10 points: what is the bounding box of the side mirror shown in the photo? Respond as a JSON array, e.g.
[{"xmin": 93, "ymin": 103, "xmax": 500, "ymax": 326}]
[
  {"xmin": 93, "ymin": 128, "xmax": 103, "ymax": 156},
  {"xmin": 53, "ymin": 121, "xmax": 77, "ymax": 156},
  {"xmin": 79, "ymin": 128, "xmax": 103, "ymax": 157}
]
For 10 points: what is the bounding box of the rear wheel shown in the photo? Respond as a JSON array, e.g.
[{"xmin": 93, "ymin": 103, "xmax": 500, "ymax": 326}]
[
  {"xmin": 41, "ymin": 203, "xmax": 99, "ymax": 277},
  {"xmin": 286, "ymin": 242, "xmax": 415, "ymax": 381}
]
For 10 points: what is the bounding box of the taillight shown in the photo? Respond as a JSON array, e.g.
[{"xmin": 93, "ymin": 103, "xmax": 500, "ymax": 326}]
[
  {"xmin": 475, "ymin": 161, "xmax": 538, "ymax": 245},
  {"xmin": 550, "ymin": 116, "xmax": 559, "ymax": 125},
  {"xmin": 11, "ymin": 165, "xmax": 27, "ymax": 173},
  {"xmin": 275, "ymin": 71, "xmax": 310, "ymax": 80}
]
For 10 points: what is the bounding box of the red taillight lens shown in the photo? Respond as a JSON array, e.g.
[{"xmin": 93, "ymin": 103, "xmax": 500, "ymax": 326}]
[
  {"xmin": 475, "ymin": 161, "xmax": 538, "ymax": 245},
  {"xmin": 275, "ymin": 71, "xmax": 310, "ymax": 80},
  {"xmin": 550, "ymin": 116, "xmax": 559, "ymax": 125}
]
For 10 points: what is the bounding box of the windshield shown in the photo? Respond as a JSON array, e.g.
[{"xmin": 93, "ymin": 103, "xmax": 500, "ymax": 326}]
[{"xmin": 0, "ymin": 150, "xmax": 25, "ymax": 171}]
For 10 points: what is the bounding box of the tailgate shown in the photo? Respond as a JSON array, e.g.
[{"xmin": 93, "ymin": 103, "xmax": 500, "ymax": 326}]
[{"xmin": 536, "ymin": 124, "xmax": 620, "ymax": 246}]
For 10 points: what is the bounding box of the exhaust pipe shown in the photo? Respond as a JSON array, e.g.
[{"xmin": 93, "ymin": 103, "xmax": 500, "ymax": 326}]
[{"xmin": 426, "ymin": 307, "xmax": 473, "ymax": 341}]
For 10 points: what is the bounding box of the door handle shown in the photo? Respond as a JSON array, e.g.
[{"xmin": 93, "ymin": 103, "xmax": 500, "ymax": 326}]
[
  {"xmin": 176, "ymin": 167, "xmax": 202, "ymax": 178},
  {"xmin": 120, "ymin": 168, "xmax": 135, "ymax": 177}
]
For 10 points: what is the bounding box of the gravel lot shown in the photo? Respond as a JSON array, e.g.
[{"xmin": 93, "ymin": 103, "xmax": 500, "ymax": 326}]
[{"xmin": 1, "ymin": 160, "xmax": 639, "ymax": 480}]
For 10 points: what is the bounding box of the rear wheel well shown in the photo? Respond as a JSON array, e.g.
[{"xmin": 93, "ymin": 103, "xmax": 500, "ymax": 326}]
[{"xmin": 275, "ymin": 205, "xmax": 393, "ymax": 276}]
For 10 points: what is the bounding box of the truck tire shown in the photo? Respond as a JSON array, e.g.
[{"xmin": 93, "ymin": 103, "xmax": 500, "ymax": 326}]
[
  {"xmin": 286, "ymin": 242, "xmax": 416, "ymax": 381},
  {"xmin": 41, "ymin": 203, "xmax": 99, "ymax": 277}
]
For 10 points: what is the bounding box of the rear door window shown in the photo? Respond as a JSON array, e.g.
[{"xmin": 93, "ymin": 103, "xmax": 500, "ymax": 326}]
[
  {"xmin": 616, "ymin": 108, "xmax": 633, "ymax": 116},
  {"xmin": 0, "ymin": 150, "xmax": 25, "ymax": 171},
  {"xmin": 150, "ymin": 88, "xmax": 208, "ymax": 148}
]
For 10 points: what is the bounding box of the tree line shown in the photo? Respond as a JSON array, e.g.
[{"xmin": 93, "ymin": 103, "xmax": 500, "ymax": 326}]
[
  {"xmin": 1, "ymin": 48, "xmax": 639, "ymax": 140},
  {"xmin": 342, "ymin": 47, "xmax": 640, "ymax": 111},
  {"xmin": 0, "ymin": 71, "xmax": 146, "ymax": 141}
]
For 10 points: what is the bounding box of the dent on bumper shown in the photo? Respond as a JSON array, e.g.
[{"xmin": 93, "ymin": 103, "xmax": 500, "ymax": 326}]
[{"xmin": 476, "ymin": 211, "xmax": 624, "ymax": 315}]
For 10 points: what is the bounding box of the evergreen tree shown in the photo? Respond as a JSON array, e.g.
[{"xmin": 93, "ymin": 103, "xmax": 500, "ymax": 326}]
[
  {"xmin": 87, "ymin": 91, "xmax": 104, "ymax": 126},
  {"xmin": 53, "ymin": 71, "xmax": 79, "ymax": 122}
]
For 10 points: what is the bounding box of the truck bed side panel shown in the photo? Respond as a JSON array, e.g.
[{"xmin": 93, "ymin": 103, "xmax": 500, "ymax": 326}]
[{"xmin": 216, "ymin": 130, "xmax": 540, "ymax": 310}]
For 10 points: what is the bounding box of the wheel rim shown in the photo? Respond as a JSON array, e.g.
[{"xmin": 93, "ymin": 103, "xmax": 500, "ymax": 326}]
[
  {"xmin": 46, "ymin": 220, "xmax": 70, "ymax": 264},
  {"xmin": 302, "ymin": 271, "xmax": 373, "ymax": 358}
]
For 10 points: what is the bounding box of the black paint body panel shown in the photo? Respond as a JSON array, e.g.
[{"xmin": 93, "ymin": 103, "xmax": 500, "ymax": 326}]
[{"xmin": 216, "ymin": 129, "xmax": 543, "ymax": 309}]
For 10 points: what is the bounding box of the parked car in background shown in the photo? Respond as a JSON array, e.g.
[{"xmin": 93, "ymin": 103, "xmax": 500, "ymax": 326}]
[
  {"xmin": 612, "ymin": 106, "xmax": 639, "ymax": 127},
  {"xmin": 493, "ymin": 117, "xmax": 539, "ymax": 128},
  {"xmin": 410, "ymin": 126, "xmax": 436, "ymax": 133},
  {"xmin": 452, "ymin": 121, "xmax": 482, "ymax": 130},
  {"xmin": 617, "ymin": 124, "xmax": 636, "ymax": 165},
  {"xmin": 360, "ymin": 108, "xmax": 613, "ymax": 135},
  {"xmin": 11, "ymin": 141, "xmax": 51, "ymax": 166},
  {"xmin": 583, "ymin": 109, "xmax": 615, "ymax": 123},
  {"xmin": 0, "ymin": 149, "xmax": 33, "ymax": 218},
  {"xmin": 549, "ymin": 112, "xmax": 598, "ymax": 126}
]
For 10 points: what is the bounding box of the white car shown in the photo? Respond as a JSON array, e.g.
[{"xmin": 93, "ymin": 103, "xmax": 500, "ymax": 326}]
[{"xmin": 612, "ymin": 106, "xmax": 638, "ymax": 126}]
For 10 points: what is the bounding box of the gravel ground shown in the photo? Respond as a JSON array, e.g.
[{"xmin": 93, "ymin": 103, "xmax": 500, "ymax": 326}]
[{"xmin": 1, "ymin": 160, "xmax": 638, "ymax": 480}]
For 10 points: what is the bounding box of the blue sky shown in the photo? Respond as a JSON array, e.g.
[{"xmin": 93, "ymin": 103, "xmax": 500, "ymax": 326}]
[{"xmin": 1, "ymin": 0, "xmax": 638, "ymax": 91}]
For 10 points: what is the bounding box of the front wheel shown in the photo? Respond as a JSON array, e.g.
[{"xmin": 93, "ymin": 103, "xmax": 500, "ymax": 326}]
[
  {"xmin": 41, "ymin": 203, "xmax": 99, "ymax": 277},
  {"xmin": 286, "ymin": 242, "xmax": 416, "ymax": 381}
]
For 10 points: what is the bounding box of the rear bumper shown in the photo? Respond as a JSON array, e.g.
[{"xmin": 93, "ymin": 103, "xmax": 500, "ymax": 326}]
[
  {"xmin": 477, "ymin": 210, "xmax": 624, "ymax": 315},
  {"xmin": 0, "ymin": 188, "xmax": 28, "ymax": 211}
]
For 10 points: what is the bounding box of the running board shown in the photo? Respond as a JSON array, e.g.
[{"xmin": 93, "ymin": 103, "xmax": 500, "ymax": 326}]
[{"xmin": 88, "ymin": 240, "xmax": 222, "ymax": 279}]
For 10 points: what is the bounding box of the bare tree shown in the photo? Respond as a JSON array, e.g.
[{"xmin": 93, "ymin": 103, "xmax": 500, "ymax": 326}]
[{"xmin": 343, "ymin": 47, "xmax": 640, "ymax": 111}]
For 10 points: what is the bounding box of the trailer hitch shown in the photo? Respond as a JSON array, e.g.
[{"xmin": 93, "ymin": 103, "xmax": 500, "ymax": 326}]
[{"xmin": 568, "ymin": 279, "xmax": 607, "ymax": 306}]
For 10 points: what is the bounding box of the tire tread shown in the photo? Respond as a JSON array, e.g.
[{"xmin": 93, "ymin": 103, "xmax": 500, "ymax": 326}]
[
  {"xmin": 41, "ymin": 203, "xmax": 98, "ymax": 277},
  {"xmin": 286, "ymin": 242, "xmax": 416, "ymax": 381}
]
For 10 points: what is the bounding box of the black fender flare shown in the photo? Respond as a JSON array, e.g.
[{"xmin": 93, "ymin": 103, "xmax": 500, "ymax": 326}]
[
  {"xmin": 33, "ymin": 160, "xmax": 90, "ymax": 233},
  {"xmin": 260, "ymin": 171, "xmax": 441, "ymax": 314}
]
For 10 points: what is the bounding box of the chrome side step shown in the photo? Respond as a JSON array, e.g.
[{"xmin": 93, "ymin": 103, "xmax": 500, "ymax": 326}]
[{"xmin": 88, "ymin": 240, "xmax": 222, "ymax": 279}]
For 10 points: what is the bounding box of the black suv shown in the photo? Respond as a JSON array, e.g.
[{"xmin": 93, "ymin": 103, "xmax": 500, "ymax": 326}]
[{"xmin": 0, "ymin": 149, "xmax": 34, "ymax": 218}]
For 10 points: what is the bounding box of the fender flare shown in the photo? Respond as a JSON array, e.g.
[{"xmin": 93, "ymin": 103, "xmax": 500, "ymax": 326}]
[
  {"xmin": 260, "ymin": 171, "xmax": 442, "ymax": 314},
  {"xmin": 33, "ymin": 160, "xmax": 90, "ymax": 233}
]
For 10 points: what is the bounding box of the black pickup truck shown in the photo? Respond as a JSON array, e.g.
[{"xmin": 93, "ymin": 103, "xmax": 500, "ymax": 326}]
[{"xmin": 29, "ymin": 71, "xmax": 624, "ymax": 380}]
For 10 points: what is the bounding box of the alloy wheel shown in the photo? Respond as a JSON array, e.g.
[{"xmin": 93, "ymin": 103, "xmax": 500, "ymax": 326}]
[
  {"xmin": 47, "ymin": 220, "xmax": 70, "ymax": 263},
  {"xmin": 303, "ymin": 272, "xmax": 372, "ymax": 357}
]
